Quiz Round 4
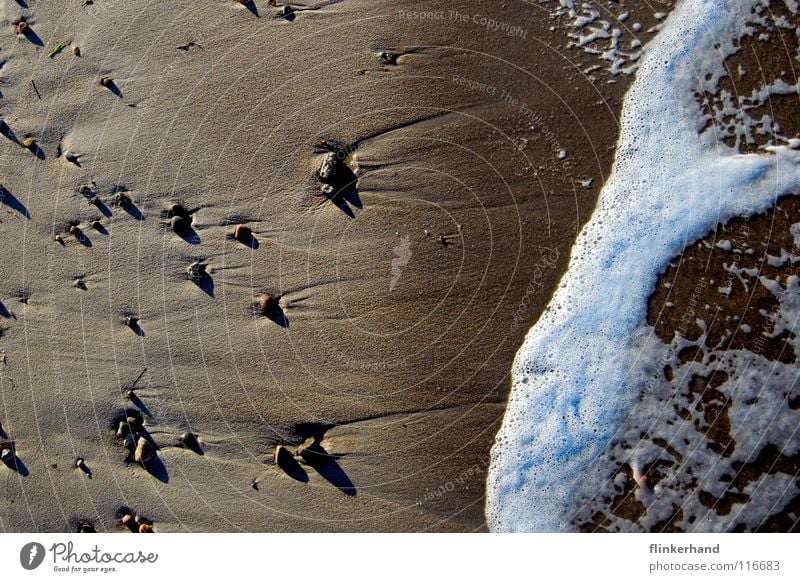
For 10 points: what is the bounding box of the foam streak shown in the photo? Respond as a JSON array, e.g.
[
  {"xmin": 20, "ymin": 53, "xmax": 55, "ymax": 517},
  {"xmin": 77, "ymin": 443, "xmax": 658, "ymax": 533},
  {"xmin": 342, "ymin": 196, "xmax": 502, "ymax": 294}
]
[{"xmin": 487, "ymin": 0, "xmax": 800, "ymax": 532}]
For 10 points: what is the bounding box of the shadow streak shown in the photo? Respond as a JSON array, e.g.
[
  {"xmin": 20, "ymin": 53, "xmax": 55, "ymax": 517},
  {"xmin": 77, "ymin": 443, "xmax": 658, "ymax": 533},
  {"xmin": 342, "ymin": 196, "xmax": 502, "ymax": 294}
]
[
  {"xmin": 193, "ymin": 273, "xmax": 214, "ymax": 298},
  {"xmin": 3, "ymin": 453, "xmax": 29, "ymax": 476},
  {"xmin": 302, "ymin": 443, "xmax": 356, "ymax": 496},
  {"xmin": 261, "ymin": 301, "xmax": 288, "ymax": 328},
  {"xmin": 0, "ymin": 186, "xmax": 30, "ymax": 218},
  {"xmin": 29, "ymin": 143, "xmax": 45, "ymax": 160},
  {"xmin": 176, "ymin": 225, "xmax": 201, "ymax": 245},
  {"xmin": 1, "ymin": 123, "xmax": 21, "ymax": 145},
  {"xmin": 277, "ymin": 454, "xmax": 308, "ymax": 483},
  {"xmin": 76, "ymin": 231, "xmax": 92, "ymax": 247},
  {"xmin": 144, "ymin": 453, "xmax": 169, "ymax": 483},
  {"xmin": 232, "ymin": 231, "xmax": 259, "ymax": 249},
  {"xmin": 242, "ymin": 0, "xmax": 260, "ymax": 16},
  {"xmin": 92, "ymin": 198, "xmax": 113, "ymax": 218},
  {"xmin": 127, "ymin": 393, "xmax": 153, "ymax": 418},
  {"xmin": 127, "ymin": 321, "xmax": 145, "ymax": 337},
  {"xmin": 123, "ymin": 203, "xmax": 144, "ymax": 221},
  {"xmin": 322, "ymin": 163, "xmax": 361, "ymax": 219},
  {"xmin": 104, "ymin": 80, "xmax": 122, "ymax": 98},
  {"xmin": 23, "ymin": 28, "xmax": 44, "ymax": 47}
]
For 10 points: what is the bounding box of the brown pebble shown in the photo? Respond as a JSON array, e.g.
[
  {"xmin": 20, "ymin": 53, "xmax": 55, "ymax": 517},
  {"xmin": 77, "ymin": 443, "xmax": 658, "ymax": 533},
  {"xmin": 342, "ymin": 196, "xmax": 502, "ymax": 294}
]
[
  {"xmin": 134, "ymin": 438, "xmax": 154, "ymax": 466},
  {"xmin": 53, "ymin": 234, "xmax": 64, "ymax": 244},
  {"xmin": 15, "ymin": 21, "xmax": 28, "ymax": 34},
  {"xmin": 139, "ymin": 523, "xmax": 153, "ymax": 533},
  {"xmin": 258, "ymin": 294, "xmax": 275, "ymax": 316},
  {"xmin": 170, "ymin": 215, "xmax": 188, "ymax": 233},
  {"xmin": 121, "ymin": 514, "xmax": 134, "ymax": 525},
  {"xmin": 72, "ymin": 45, "xmax": 80, "ymax": 57},
  {"xmin": 232, "ymin": 224, "xmax": 251, "ymax": 241},
  {"xmin": 22, "ymin": 137, "xmax": 35, "ymax": 149},
  {"xmin": 169, "ymin": 203, "xmax": 187, "ymax": 217},
  {"xmin": 69, "ymin": 225, "xmax": 80, "ymax": 236},
  {"xmin": 90, "ymin": 220, "xmax": 102, "ymax": 231},
  {"xmin": 100, "ymin": 76, "xmax": 113, "ymax": 88}
]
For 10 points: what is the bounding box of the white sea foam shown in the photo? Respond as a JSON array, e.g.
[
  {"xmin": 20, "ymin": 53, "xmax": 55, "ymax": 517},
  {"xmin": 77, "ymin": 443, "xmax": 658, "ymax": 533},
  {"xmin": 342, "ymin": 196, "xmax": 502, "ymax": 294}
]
[{"xmin": 487, "ymin": 0, "xmax": 800, "ymax": 532}]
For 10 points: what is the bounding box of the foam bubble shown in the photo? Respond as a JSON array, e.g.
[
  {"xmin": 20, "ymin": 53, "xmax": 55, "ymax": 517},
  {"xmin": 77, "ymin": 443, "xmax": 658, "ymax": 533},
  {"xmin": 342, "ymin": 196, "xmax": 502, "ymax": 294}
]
[{"xmin": 487, "ymin": 0, "xmax": 800, "ymax": 532}]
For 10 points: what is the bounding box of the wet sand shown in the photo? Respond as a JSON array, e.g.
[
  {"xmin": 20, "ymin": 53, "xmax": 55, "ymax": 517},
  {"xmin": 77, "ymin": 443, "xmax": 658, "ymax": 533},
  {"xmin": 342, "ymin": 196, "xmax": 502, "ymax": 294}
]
[{"xmin": 0, "ymin": 0, "xmax": 670, "ymax": 532}]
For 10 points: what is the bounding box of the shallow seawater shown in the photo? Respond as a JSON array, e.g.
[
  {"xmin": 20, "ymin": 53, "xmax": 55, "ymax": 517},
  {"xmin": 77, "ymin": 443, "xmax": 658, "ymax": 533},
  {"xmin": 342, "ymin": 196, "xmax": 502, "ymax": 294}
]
[{"xmin": 488, "ymin": 0, "xmax": 800, "ymax": 532}]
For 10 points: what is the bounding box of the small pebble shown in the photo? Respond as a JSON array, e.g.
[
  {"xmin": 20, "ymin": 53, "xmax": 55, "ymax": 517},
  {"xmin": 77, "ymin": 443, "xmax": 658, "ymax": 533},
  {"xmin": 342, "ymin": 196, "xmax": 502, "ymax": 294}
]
[
  {"xmin": 258, "ymin": 294, "xmax": 275, "ymax": 316},
  {"xmin": 170, "ymin": 215, "xmax": 189, "ymax": 234},
  {"xmin": 134, "ymin": 437, "xmax": 154, "ymax": 466},
  {"xmin": 22, "ymin": 138, "xmax": 35, "ymax": 149},
  {"xmin": 169, "ymin": 203, "xmax": 188, "ymax": 217},
  {"xmin": 72, "ymin": 45, "xmax": 81, "ymax": 57},
  {"xmin": 69, "ymin": 225, "xmax": 81, "ymax": 236},
  {"xmin": 186, "ymin": 261, "xmax": 207, "ymax": 282},
  {"xmin": 178, "ymin": 431, "xmax": 198, "ymax": 450},
  {"xmin": 113, "ymin": 192, "xmax": 132, "ymax": 208},
  {"xmin": 100, "ymin": 76, "xmax": 113, "ymax": 88},
  {"xmin": 232, "ymin": 224, "xmax": 251, "ymax": 241}
]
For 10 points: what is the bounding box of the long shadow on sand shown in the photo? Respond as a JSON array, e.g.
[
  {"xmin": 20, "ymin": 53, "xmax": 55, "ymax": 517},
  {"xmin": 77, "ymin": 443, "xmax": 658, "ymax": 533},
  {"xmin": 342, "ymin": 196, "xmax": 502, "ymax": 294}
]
[
  {"xmin": 28, "ymin": 142, "xmax": 45, "ymax": 160},
  {"xmin": 0, "ymin": 185, "xmax": 30, "ymax": 218},
  {"xmin": 144, "ymin": 453, "xmax": 169, "ymax": 483},
  {"xmin": 102, "ymin": 79, "xmax": 123, "ymax": 98},
  {"xmin": 127, "ymin": 392, "xmax": 154, "ymax": 418},
  {"xmin": 277, "ymin": 455, "xmax": 309, "ymax": 483},
  {"xmin": 0, "ymin": 301, "xmax": 13, "ymax": 319},
  {"xmin": 122, "ymin": 202, "xmax": 144, "ymax": 221},
  {"xmin": 3, "ymin": 453, "xmax": 30, "ymax": 476},
  {"xmin": 241, "ymin": 0, "xmax": 259, "ymax": 16},
  {"xmin": 92, "ymin": 198, "xmax": 113, "ymax": 218},
  {"xmin": 259, "ymin": 299, "xmax": 288, "ymax": 328},
  {"xmin": 325, "ymin": 171, "xmax": 362, "ymax": 219},
  {"xmin": 302, "ymin": 443, "xmax": 356, "ymax": 496},
  {"xmin": 1, "ymin": 122, "xmax": 21, "ymax": 145},
  {"xmin": 22, "ymin": 27, "xmax": 44, "ymax": 47},
  {"xmin": 192, "ymin": 273, "xmax": 214, "ymax": 298},
  {"xmin": 175, "ymin": 224, "xmax": 201, "ymax": 245}
]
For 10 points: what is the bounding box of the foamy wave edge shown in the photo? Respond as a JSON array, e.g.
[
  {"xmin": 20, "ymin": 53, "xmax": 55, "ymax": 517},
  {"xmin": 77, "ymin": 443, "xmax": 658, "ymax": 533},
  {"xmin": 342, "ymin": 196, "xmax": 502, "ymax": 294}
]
[{"xmin": 487, "ymin": 0, "xmax": 800, "ymax": 532}]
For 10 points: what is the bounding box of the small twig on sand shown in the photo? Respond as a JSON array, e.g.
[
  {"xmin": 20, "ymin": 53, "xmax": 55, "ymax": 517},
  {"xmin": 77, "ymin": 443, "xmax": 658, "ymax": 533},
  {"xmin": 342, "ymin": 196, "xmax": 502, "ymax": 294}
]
[{"xmin": 31, "ymin": 80, "xmax": 41, "ymax": 100}]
